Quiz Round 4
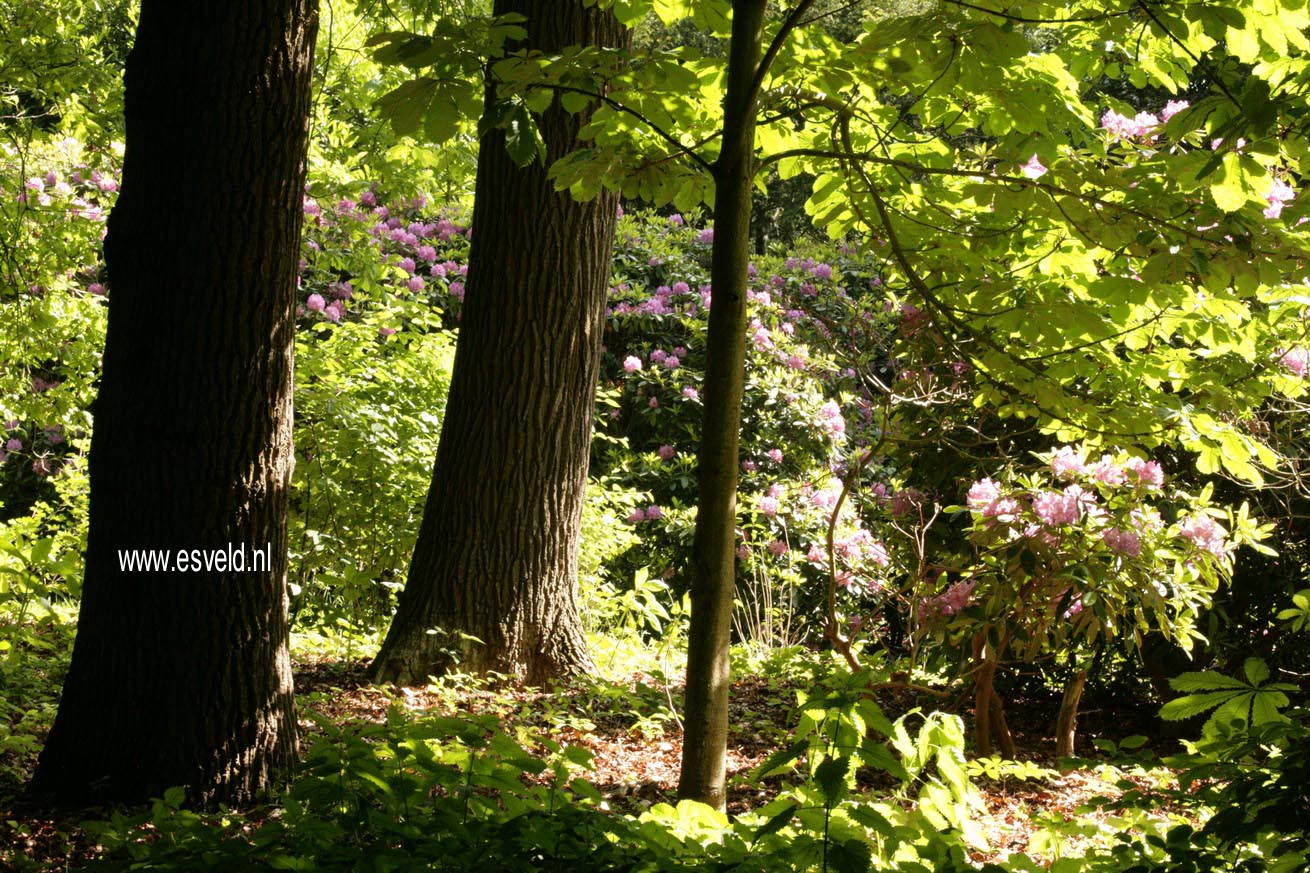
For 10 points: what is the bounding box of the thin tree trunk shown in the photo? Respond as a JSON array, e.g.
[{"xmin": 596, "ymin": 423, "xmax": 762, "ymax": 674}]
[
  {"xmin": 989, "ymin": 688, "xmax": 1016, "ymax": 758},
  {"xmin": 972, "ymin": 633, "xmax": 1015, "ymax": 757},
  {"xmin": 676, "ymin": 0, "xmax": 768, "ymax": 811},
  {"xmin": 30, "ymin": 0, "xmax": 317, "ymax": 807},
  {"xmin": 371, "ymin": 1, "xmax": 627, "ymax": 686},
  {"xmin": 1055, "ymin": 668, "xmax": 1089, "ymax": 758},
  {"xmin": 973, "ymin": 636, "xmax": 995, "ymax": 757}
]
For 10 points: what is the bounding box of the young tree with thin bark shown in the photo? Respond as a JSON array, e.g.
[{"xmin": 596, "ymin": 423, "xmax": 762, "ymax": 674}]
[{"xmin": 30, "ymin": 0, "xmax": 318, "ymax": 806}]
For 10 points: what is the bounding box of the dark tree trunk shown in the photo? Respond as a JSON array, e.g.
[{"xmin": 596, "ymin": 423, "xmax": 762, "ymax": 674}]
[
  {"xmin": 371, "ymin": 1, "xmax": 627, "ymax": 686},
  {"xmin": 29, "ymin": 0, "xmax": 317, "ymax": 807},
  {"xmin": 677, "ymin": 0, "xmax": 767, "ymax": 811}
]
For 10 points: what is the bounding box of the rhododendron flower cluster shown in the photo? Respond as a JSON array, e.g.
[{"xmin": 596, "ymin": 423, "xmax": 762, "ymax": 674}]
[
  {"xmin": 1179, "ymin": 514, "xmax": 1228, "ymax": 558},
  {"xmin": 1265, "ymin": 178, "xmax": 1295, "ymax": 220},
  {"xmin": 1280, "ymin": 347, "xmax": 1310, "ymax": 378},
  {"xmin": 1032, "ymin": 485, "xmax": 1092, "ymax": 526},
  {"xmin": 1101, "ymin": 109, "xmax": 1159, "ymax": 141},
  {"xmin": 1102, "ymin": 527, "xmax": 1142, "ymax": 557},
  {"xmin": 928, "ymin": 580, "xmax": 976, "ymax": 616},
  {"xmin": 1020, "ymin": 154, "xmax": 1047, "ymax": 179}
]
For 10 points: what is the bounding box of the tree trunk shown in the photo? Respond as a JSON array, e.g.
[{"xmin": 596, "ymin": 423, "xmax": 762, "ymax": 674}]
[
  {"xmin": 371, "ymin": 1, "xmax": 627, "ymax": 686},
  {"xmin": 1055, "ymin": 667, "xmax": 1089, "ymax": 758},
  {"xmin": 30, "ymin": 0, "xmax": 317, "ymax": 807},
  {"xmin": 972, "ymin": 633, "xmax": 1014, "ymax": 758},
  {"xmin": 676, "ymin": 0, "xmax": 768, "ymax": 811}
]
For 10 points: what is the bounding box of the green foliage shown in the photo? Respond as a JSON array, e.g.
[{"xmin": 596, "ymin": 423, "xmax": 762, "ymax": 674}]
[
  {"xmin": 291, "ymin": 315, "xmax": 453, "ymax": 629},
  {"xmin": 1161, "ymin": 657, "xmax": 1296, "ymax": 733}
]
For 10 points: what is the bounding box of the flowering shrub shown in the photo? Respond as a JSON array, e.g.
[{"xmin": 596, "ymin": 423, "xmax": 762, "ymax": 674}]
[
  {"xmin": 941, "ymin": 446, "xmax": 1265, "ymax": 656},
  {"xmin": 589, "ymin": 210, "xmax": 910, "ymax": 641}
]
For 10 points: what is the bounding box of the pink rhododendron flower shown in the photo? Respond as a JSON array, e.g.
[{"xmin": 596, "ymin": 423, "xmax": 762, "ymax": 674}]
[
  {"xmin": 448, "ymin": 281, "xmax": 465, "ymax": 301},
  {"xmin": 758, "ymin": 495, "xmax": 780, "ymax": 518},
  {"xmin": 988, "ymin": 496, "xmax": 1022, "ymax": 523},
  {"xmin": 667, "ymin": 213, "xmax": 684, "ymax": 226},
  {"xmin": 32, "ymin": 458, "xmax": 50, "ymax": 475},
  {"xmin": 1101, "ymin": 109, "xmax": 1158, "ymax": 140},
  {"xmin": 406, "ymin": 276, "xmax": 424, "ymax": 293},
  {"xmin": 809, "ymin": 488, "xmax": 839, "ymax": 510},
  {"xmin": 1102, "ymin": 527, "xmax": 1141, "ymax": 556},
  {"xmin": 806, "ymin": 544, "xmax": 826, "ymax": 564},
  {"xmin": 324, "ymin": 300, "xmax": 344, "ymax": 322},
  {"xmin": 1161, "ymin": 99, "xmax": 1188, "ymax": 121},
  {"xmin": 623, "ymin": 355, "xmax": 642, "ymax": 373},
  {"xmin": 1092, "ymin": 455, "xmax": 1127, "ymax": 486},
  {"xmin": 645, "ymin": 505, "xmax": 663, "ymax": 520},
  {"xmin": 1265, "ymin": 178, "xmax": 1295, "ymax": 219},
  {"xmin": 741, "ymin": 459, "xmax": 757, "ymax": 472},
  {"xmin": 657, "ymin": 444, "xmax": 676, "ymax": 460},
  {"xmin": 647, "ymin": 396, "xmax": 659, "ymax": 408},
  {"xmin": 1033, "ymin": 485, "xmax": 1093, "ymax": 526},
  {"xmin": 663, "ymin": 355, "xmax": 680, "ymax": 369},
  {"xmin": 1021, "ymin": 154, "xmax": 1047, "ymax": 179},
  {"xmin": 1050, "ymin": 445, "xmax": 1086, "ymax": 479},
  {"xmin": 766, "ymin": 448, "xmax": 783, "ymax": 464},
  {"xmin": 5, "ymin": 438, "xmax": 21, "ymax": 452},
  {"xmin": 1123, "ymin": 457, "xmax": 1164, "ymax": 488},
  {"xmin": 88, "ymin": 282, "xmax": 105, "ymax": 296},
  {"xmin": 1133, "ymin": 506, "xmax": 1165, "ymax": 531},
  {"xmin": 1180, "ymin": 514, "xmax": 1228, "ymax": 558},
  {"xmin": 1280, "ymin": 347, "xmax": 1310, "ymax": 378},
  {"xmin": 736, "ymin": 544, "xmax": 751, "ymax": 560},
  {"xmin": 399, "ymin": 257, "xmax": 416, "ymax": 274},
  {"xmin": 818, "ymin": 401, "xmax": 846, "ymax": 437},
  {"xmin": 967, "ymin": 477, "xmax": 1001, "ymax": 511},
  {"xmin": 378, "ymin": 327, "xmax": 397, "ymax": 338},
  {"xmin": 625, "ymin": 509, "xmax": 646, "ymax": 524},
  {"xmin": 682, "ymin": 386, "xmax": 700, "ymax": 401},
  {"xmin": 767, "ymin": 540, "xmax": 788, "ymax": 556},
  {"xmin": 933, "ymin": 580, "xmax": 976, "ymax": 616},
  {"xmin": 306, "ymin": 293, "xmax": 326, "ymax": 312}
]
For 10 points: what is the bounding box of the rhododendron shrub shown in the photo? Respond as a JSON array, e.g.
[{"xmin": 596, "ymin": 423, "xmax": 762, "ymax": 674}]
[
  {"xmin": 0, "ymin": 140, "xmax": 118, "ymax": 599},
  {"xmin": 925, "ymin": 445, "xmax": 1273, "ymax": 754},
  {"xmin": 591, "ymin": 211, "xmax": 904, "ymax": 642}
]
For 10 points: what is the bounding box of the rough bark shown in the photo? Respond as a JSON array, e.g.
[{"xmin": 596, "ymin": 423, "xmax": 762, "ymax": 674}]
[
  {"xmin": 676, "ymin": 0, "xmax": 768, "ymax": 811},
  {"xmin": 29, "ymin": 0, "xmax": 317, "ymax": 807},
  {"xmin": 371, "ymin": 1, "xmax": 627, "ymax": 686},
  {"xmin": 1055, "ymin": 667, "xmax": 1089, "ymax": 758}
]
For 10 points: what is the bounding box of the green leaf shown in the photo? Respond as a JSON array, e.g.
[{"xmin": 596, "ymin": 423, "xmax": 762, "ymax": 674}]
[
  {"xmin": 1243, "ymin": 657, "xmax": 1270, "ymax": 687},
  {"xmin": 1169, "ymin": 671, "xmax": 1248, "ymax": 693},
  {"xmin": 751, "ymin": 740, "xmax": 807, "ymax": 782},
  {"xmin": 1159, "ymin": 690, "xmax": 1243, "ymax": 721},
  {"xmin": 752, "ymin": 800, "xmax": 797, "ymax": 842},
  {"xmin": 504, "ymin": 103, "xmax": 546, "ymax": 167},
  {"xmin": 815, "ymin": 755, "xmax": 851, "ymax": 805},
  {"xmin": 376, "ymin": 78, "xmax": 437, "ymax": 137},
  {"xmin": 828, "ymin": 838, "xmax": 873, "ymax": 873}
]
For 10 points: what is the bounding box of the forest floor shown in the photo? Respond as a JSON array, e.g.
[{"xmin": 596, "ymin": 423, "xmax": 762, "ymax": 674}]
[{"xmin": 0, "ymin": 643, "xmax": 1192, "ymax": 869}]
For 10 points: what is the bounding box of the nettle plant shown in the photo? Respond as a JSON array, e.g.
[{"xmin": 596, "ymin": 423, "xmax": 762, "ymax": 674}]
[{"xmin": 929, "ymin": 444, "xmax": 1272, "ymax": 757}]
